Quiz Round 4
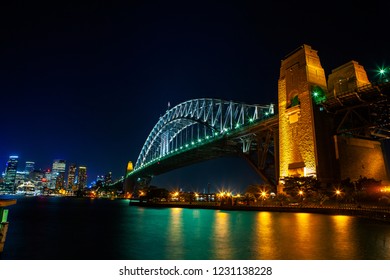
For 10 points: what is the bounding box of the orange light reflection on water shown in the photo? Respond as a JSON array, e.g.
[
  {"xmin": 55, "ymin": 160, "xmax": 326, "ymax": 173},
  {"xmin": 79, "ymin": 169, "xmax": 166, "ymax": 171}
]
[
  {"xmin": 253, "ymin": 212, "xmax": 275, "ymax": 259},
  {"xmin": 166, "ymin": 208, "xmax": 184, "ymax": 258},
  {"xmin": 212, "ymin": 211, "xmax": 232, "ymax": 259},
  {"xmin": 329, "ymin": 215, "xmax": 357, "ymax": 258},
  {"xmin": 252, "ymin": 212, "xmax": 348, "ymax": 259}
]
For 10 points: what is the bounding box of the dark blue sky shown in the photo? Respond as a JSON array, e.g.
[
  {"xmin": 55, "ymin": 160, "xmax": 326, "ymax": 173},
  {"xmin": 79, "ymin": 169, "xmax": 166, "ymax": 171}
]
[{"xmin": 1, "ymin": 0, "xmax": 389, "ymax": 191}]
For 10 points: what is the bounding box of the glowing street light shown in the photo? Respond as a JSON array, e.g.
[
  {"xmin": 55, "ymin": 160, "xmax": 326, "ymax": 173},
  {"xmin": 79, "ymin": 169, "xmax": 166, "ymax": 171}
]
[
  {"xmin": 298, "ymin": 190, "xmax": 304, "ymax": 205},
  {"xmin": 334, "ymin": 188, "xmax": 343, "ymax": 206},
  {"xmin": 260, "ymin": 191, "xmax": 267, "ymax": 206}
]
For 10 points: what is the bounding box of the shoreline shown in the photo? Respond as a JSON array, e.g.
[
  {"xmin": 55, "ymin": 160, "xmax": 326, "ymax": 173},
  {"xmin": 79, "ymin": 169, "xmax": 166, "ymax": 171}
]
[{"xmin": 129, "ymin": 201, "xmax": 390, "ymax": 224}]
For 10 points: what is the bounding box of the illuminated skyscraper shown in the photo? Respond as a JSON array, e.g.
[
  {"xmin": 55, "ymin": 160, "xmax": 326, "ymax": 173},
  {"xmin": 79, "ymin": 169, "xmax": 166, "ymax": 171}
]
[
  {"xmin": 3, "ymin": 155, "xmax": 19, "ymax": 193},
  {"xmin": 25, "ymin": 161, "xmax": 35, "ymax": 174},
  {"xmin": 96, "ymin": 175, "xmax": 104, "ymax": 188},
  {"xmin": 44, "ymin": 169, "xmax": 51, "ymax": 189},
  {"xmin": 104, "ymin": 171, "xmax": 112, "ymax": 187},
  {"xmin": 67, "ymin": 163, "xmax": 77, "ymax": 191},
  {"xmin": 51, "ymin": 159, "xmax": 66, "ymax": 190},
  {"xmin": 78, "ymin": 166, "xmax": 87, "ymax": 190}
]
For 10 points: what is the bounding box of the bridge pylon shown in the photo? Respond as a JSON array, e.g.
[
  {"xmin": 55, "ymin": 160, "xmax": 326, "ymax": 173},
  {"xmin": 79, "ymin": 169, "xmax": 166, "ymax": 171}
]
[
  {"xmin": 278, "ymin": 45, "xmax": 337, "ymax": 189},
  {"xmin": 278, "ymin": 44, "xmax": 390, "ymax": 190}
]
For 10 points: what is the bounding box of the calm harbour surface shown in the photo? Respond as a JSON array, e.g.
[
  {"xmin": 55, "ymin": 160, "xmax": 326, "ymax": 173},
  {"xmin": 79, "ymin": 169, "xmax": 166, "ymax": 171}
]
[{"xmin": 1, "ymin": 195, "xmax": 390, "ymax": 260}]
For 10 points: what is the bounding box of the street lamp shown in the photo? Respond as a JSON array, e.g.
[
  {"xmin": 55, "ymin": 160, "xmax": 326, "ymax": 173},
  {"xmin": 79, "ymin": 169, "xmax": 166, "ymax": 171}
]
[
  {"xmin": 260, "ymin": 191, "xmax": 267, "ymax": 206},
  {"xmin": 298, "ymin": 190, "xmax": 304, "ymax": 205},
  {"xmin": 334, "ymin": 188, "xmax": 342, "ymax": 206}
]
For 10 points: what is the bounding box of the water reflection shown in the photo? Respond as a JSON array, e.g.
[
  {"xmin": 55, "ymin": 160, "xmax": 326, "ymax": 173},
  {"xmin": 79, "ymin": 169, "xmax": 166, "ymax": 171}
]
[
  {"xmin": 5, "ymin": 197, "xmax": 390, "ymax": 260},
  {"xmin": 212, "ymin": 211, "xmax": 232, "ymax": 259},
  {"xmin": 253, "ymin": 212, "xmax": 275, "ymax": 259},
  {"xmin": 329, "ymin": 215, "xmax": 357, "ymax": 259},
  {"xmin": 166, "ymin": 208, "xmax": 184, "ymax": 259},
  {"xmin": 120, "ymin": 208, "xmax": 390, "ymax": 260},
  {"xmin": 164, "ymin": 210, "xmax": 390, "ymax": 260}
]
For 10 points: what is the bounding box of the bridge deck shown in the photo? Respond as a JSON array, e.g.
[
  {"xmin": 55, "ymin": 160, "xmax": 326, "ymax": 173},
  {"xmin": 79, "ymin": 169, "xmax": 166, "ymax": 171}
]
[{"xmin": 322, "ymin": 82, "xmax": 390, "ymax": 112}]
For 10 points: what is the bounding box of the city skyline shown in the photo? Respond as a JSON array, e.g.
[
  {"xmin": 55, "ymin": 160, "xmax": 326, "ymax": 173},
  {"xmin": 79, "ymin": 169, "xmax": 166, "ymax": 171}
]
[
  {"xmin": 0, "ymin": 155, "xmax": 115, "ymax": 193},
  {"xmin": 1, "ymin": 1, "xmax": 389, "ymax": 191}
]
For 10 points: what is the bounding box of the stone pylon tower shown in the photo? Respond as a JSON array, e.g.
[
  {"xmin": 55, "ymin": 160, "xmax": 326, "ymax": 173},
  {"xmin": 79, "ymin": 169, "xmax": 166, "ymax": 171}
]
[{"xmin": 278, "ymin": 44, "xmax": 334, "ymax": 187}]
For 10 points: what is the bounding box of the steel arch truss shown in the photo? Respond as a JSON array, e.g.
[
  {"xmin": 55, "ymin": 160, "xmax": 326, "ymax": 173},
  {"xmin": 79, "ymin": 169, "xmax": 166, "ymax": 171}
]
[{"xmin": 134, "ymin": 98, "xmax": 274, "ymax": 170}]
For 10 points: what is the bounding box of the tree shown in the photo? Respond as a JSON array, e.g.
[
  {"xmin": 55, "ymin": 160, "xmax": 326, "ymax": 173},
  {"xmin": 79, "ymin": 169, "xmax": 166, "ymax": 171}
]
[
  {"xmin": 275, "ymin": 192, "xmax": 289, "ymax": 206},
  {"xmin": 341, "ymin": 176, "xmax": 383, "ymax": 204},
  {"xmin": 245, "ymin": 184, "xmax": 272, "ymax": 205},
  {"xmin": 282, "ymin": 176, "xmax": 320, "ymax": 197},
  {"xmin": 145, "ymin": 187, "xmax": 169, "ymax": 202},
  {"xmin": 340, "ymin": 177, "xmax": 355, "ymax": 203}
]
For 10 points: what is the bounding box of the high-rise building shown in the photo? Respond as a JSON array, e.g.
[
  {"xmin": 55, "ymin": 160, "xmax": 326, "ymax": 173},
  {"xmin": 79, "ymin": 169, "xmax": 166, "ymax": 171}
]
[
  {"xmin": 55, "ymin": 172, "xmax": 65, "ymax": 190},
  {"xmin": 67, "ymin": 163, "xmax": 77, "ymax": 191},
  {"xmin": 3, "ymin": 155, "xmax": 19, "ymax": 193},
  {"xmin": 15, "ymin": 171, "xmax": 28, "ymax": 186},
  {"xmin": 25, "ymin": 161, "xmax": 35, "ymax": 174},
  {"xmin": 96, "ymin": 175, "xmax": 104, "ymax": 188},
  {"xmin": 30, "ymin": 169, "xmax": 46, "ymax": 193},
  {"xmin": 50, "ymin": 159, "xmax": 66, "ymax": 190},
  {"xmin": 104, "ymin": 171, "xmax": 112, "ymax": 187},
  {"xmin": 78, "ymin": 166, "xmax": 87, "ymax": 190}
]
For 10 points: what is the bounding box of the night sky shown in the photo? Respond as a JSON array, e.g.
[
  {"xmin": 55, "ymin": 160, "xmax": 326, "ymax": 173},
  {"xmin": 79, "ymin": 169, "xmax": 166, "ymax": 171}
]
[{"xmin": 1, "ymin": 1, "xmax": 389, "ymax": 192}]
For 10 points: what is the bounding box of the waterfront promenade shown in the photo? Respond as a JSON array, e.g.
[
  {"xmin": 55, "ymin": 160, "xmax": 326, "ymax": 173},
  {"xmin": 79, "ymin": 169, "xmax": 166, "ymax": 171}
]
[{"xmin": 129, "ymin": 200, "xmax": 390, "ymax": 224}]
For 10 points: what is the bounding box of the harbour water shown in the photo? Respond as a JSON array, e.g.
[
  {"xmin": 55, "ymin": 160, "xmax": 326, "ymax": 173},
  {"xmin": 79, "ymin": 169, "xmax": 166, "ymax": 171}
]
[{"xmin": 1, "ymin": 195, "xmax": 390, "ymax": 260}]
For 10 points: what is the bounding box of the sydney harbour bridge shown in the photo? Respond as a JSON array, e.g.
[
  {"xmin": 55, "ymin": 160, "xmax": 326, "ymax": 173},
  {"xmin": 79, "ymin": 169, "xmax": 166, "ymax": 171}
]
[{"xmin": 122, "ymin": 44, "xmax": 390, "ymax": 194}]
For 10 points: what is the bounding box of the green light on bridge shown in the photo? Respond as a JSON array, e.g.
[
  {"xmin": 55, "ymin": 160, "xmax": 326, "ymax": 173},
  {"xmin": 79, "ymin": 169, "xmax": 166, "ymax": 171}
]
[
  {"xmin": 377, "ymin": 66, "xmax": 389, "ymax": 82},
  {"xmin": 311, "ymin": 85, "xmax": 326, "ymax": 105}
]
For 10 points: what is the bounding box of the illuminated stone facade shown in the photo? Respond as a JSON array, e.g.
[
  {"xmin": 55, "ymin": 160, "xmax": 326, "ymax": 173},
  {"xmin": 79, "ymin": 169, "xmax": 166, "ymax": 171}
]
[
  {"xmin": 278, "ymin": 44, "xmax": 389, "ymax": 189},
  {"xmin": 327, "ymin": 60, "xmax": 371, "ymax": 97},
  {"xmin": 335, "ymin": 136, "xmax": 388, "ymax": 181},
  {"xmin": 327, "ymin": 60, "xmax": 388, "ymax": 183},
  {"xmin": 278, "ymin": 45, "xmax": 329, "ymax": 183}
]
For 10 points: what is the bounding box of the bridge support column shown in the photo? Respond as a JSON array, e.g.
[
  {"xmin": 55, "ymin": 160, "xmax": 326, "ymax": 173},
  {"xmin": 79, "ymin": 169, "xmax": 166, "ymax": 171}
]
[
  {"xmin": 240, "ymin": 128, "xmax": 278, "ymax": 189},
  {"xmin": 278, "ymin": 44, "xmax": 333, "ymax": 184}
]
